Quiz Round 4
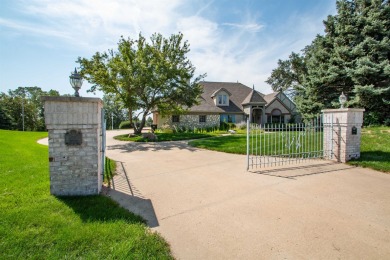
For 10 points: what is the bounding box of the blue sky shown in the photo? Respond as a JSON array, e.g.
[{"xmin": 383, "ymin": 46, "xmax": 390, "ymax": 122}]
[{"xmin": 0, "ymin": 0, "xmax": 336, "ymax": 97}]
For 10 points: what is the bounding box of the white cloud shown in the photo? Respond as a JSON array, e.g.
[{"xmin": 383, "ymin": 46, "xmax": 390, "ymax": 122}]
[
  {"xmin": 0, "ymin": 17, "xmax": 72, "ymax": 40},
  {"xmin": 1, "ymin": 0, "xmax": 335, "ymax": 94},
  {"xmin": 222, "ymin": 22, "xmax": 264, "ymax": 33},
  {"xmin": 12, "ymin": 0, "xmax": 183, "ymax": 50}
]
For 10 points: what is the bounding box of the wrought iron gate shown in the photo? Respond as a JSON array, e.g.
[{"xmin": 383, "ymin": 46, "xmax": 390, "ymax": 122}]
[{"xmin": 246, "ymin": 115, "xmax": 330, "ymax": 170}]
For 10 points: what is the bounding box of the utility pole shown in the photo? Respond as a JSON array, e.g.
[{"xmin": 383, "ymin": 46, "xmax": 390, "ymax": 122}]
[
  {"xmin": 111, "ymin": 112, "xmax": 114, "ymax": 130},
  {"xmin": 21, "ymin": 88, "xmax": 25, "ymax": 131}
]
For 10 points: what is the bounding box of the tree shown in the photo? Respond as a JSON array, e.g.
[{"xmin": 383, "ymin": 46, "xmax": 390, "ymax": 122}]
[
  {"xmin": 266, "ymin": 0, "xmax": 390, "ymax": 123},
  {"xmin": 102, "ymin": 93, "xmax": 127, "ymax": 129},
  {"xmin": 78, "ymin": 32, "xmax": 205, "ymax": 134},
  {"xmin": 266, "ymin": 52, "xmax": 307, "ymax": 98},
  {"xmin": 0, "ymin": 94, "xmax": 14, "ymax": 130},
  {"xmin": 0, "ymin": 87, "xmax": 60, "ymax": 131}
]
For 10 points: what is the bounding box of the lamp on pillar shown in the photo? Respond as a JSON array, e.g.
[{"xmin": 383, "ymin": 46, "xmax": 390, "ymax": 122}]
[
  {"xmin": 339, "ymin": 92, "xmax": 347, "ymax": 108},
  {"xmin": 69, "ymin": 68, "xmax": 83, "ymax": 97}
]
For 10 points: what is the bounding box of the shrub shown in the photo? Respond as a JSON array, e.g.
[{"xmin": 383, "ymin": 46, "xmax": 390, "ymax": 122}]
[
  {"xmin": 119, "ymin": 121, "xmax": 131, "ymax": 129},
  {"xmin": 236, "ymin": 121, "xmax": 247, "ymax": 130},
  {"xmin": 119, "ymin": 121, "xmax": 141, "ymax": 129},
  {"xmin": 364, "ymin": 112, "xmax": 381, "ymax": 126}
]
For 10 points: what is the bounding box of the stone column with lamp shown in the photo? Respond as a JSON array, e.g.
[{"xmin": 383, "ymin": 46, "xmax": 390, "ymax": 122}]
[
  {"xmin": 42, "ymin": 68, "xmax": 104, "ymax": 196},
  {"xmin": 322, "ymin": 92, "xmax": 365, "ymax": 163}
]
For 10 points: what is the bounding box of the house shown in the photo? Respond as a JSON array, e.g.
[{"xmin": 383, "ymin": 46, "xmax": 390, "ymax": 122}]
[{"xmin": 153, "ymin": 81, "xmax": 298, "ymax": 129}]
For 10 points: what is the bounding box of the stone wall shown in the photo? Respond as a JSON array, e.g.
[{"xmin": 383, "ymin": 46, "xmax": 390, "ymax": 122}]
[
  {"xmin": 158, "ymin": 114, "xmax": 220, "ymax": 129},
  {"xmin": 43, "ymin": 97, "xmax": 103, "ymax": 196},
  {"xmin": 322, "ymin": 108, "xmax": 365, "ymax": 163}
]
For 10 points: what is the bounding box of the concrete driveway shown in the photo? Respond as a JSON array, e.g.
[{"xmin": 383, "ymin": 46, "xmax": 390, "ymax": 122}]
[{"xmin": 105, "ymin": 130, "xmax": 390, "ymax": 259}]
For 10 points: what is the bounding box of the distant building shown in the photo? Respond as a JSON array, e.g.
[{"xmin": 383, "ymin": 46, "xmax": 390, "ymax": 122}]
[{"xmin": 153, "ymin": 81, "xmax": 298, "ymax": 128}]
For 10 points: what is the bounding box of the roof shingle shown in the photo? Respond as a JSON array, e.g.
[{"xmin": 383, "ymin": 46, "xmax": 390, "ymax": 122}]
[{"xmin": 189, "ymin": 81, "xmax": 267, "ymax": 113}]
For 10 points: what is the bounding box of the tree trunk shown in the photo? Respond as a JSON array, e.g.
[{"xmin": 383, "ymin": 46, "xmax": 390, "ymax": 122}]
[
  {"xmin": 129, "ymin": 108, "xmax": 133, "ymax": 125},
  {"xmin": 133, "ymin": 112, "xmax": 147, "ymax": 135}
]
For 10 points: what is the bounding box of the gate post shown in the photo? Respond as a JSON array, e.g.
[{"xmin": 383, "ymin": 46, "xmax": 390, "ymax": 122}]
[
  {"xmin": 322, "ymin": 108, "xmax": 365, "ymax": 163},
  {"xmin": 42, "ymin": 96, "xmax": 103, "ymax": 196}
]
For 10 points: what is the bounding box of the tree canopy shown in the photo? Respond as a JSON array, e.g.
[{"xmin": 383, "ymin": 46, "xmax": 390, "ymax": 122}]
[
  {"xmin": 0, "ymin": 87, "xmax": 60, "ymax": 131},
  {"xmin": 266, "ymin": 0, "xmax": 390, "ymax": 124},
  {"xmin": 78, "ymin": 32, "xmax": 205, "ymax": 134}
]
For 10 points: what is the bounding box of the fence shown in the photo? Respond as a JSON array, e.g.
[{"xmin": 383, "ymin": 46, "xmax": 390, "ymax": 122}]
[{"xmin": 246, "ymin": 116, "xmax": 327, "ymax": 170}]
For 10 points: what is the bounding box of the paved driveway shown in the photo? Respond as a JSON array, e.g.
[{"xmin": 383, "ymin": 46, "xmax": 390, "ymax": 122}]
[{"xmin": 105, "ymin": 130, "xmax": 390, "ymax": 259}]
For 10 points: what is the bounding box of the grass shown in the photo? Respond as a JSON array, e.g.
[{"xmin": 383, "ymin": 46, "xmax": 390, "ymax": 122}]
[
  {"xmin": 189, "ymin": 131, "xmax": 323, "ymax": 156},
  {"xmin": 189, "ymin": 135, "xmax": 248, "ymax": 154},
  {"xmin": 347, "ymin": 126, "xmax": 390, "ymax": 172},
  {"xmin": 104, "ymin": 157, "xmax": 116, "ymax": 186},
  {"xmin": 0, "ymin": 130, "xmax": 173, "ymax": 259}
]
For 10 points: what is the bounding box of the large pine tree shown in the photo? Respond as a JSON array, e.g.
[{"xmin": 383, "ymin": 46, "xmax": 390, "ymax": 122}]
[{"xmin": 267, "ymin": 0, "xmax": 390, "ymax": 124}]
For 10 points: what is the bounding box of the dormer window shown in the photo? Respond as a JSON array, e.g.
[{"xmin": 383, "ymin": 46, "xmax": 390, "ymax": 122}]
[
  {"xmin": 211, "ymin": 88, "xmax": 231, "ymax": 107},
  {"xmin": 218, "ymin": 94, "xmax": 228, "ymax": 105}
]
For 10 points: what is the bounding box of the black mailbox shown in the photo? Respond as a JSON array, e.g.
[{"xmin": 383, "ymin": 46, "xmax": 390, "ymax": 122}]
[{"xmin": 351, "ymin": 126, "xmax": 357, "ymax": 135}]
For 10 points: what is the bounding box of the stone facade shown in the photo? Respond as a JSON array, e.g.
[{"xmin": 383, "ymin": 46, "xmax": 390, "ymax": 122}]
[
  {"xmin": 43, "ymin": 97, "xmax": 103, "ymax": 196},
  {"xmin": 157, "ymin": 113, "xmax": 220, "ymax": 129},
  {"xmin": 322, "ymin": 108, "xmax": 365, "ymax": 163}
]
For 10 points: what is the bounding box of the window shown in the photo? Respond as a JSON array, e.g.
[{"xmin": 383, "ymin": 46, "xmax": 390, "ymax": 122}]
[
  {"xmin": 268, "ymin": 109, "xmax": 284, "ymax": 124},
  {"xmin": 217, "ymin": 94, "xmax": 228, "ymax": 105},
  {"xmin": 199, "ymin": 115, "xmax": 206, "ymax": 123},
  {"xmin": 172, "ymin": 115, "xmax": 180, "ymax": 123},
  {"xmin": 221, "ymin": 114, "xmax": 236, "ymax": 123}
]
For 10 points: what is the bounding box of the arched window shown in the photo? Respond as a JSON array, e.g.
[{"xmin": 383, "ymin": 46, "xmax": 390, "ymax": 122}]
[{"xmin": 269, "ymin": 109, "xmax": 284, "ymax": 124}]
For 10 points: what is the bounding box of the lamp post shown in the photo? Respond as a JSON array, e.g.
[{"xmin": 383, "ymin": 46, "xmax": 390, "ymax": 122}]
[
  {"xmin": 339, "ymin": 92, "xmax": 347, "ymax": 108},
  {"xmin": 69, "ymin": 68, "xmax": 83, "ymax": 97}
]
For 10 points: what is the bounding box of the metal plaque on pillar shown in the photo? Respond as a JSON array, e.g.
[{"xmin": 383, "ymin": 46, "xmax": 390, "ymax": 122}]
[{"xmin": 65, "ymin": 129, "xmax": 82, "ymax": 145}]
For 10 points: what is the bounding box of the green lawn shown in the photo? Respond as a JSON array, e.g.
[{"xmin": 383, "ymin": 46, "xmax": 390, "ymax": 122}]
[
  {"xmin": 189, "ymin": 131, "xmax": 323, "ymax": 157},
  {"xmin": 0, "ymin": 130, "xmax": 172, "ymax": 259},
  {"xmin": 348, "ymin": 126, "xmax": 390, "ymax": 172},
  {"xmin": 189, "ymin": 135, "xmax": 248, "ymax": 154}
]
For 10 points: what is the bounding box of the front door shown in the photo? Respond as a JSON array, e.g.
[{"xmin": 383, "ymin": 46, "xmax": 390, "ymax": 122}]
[{"xmin": 252, "ymin": 109, "xmax": 262, "ymax": 125}]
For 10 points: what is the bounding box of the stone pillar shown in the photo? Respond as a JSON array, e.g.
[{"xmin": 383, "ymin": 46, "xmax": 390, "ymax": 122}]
[
  {"xmin": 42, "ymin": 96, "xmax": 103, "ymax": 196},
  {"xmin": 322, "ymin": 108, "xmax": 365, "ymax": 163}
]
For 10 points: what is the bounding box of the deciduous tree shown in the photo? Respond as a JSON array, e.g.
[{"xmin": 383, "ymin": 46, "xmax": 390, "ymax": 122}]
[
  {"xmin": 0, "ymin": 87, "xmax": 60, "ymax": 130},
  {"xmin": 78, "ymin": 32, "xmax": 205, "ymax": 134}
]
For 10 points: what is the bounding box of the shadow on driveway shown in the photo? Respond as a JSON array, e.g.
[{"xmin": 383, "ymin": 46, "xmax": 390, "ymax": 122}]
[
  {"xmin": 250, "ymin": 161, "xmax": 356, "ymax": 180},
  {"xmin": 108, "ymin": 140, "xmax": 199, "ymax": 153},
  {"xmin": 107, "ymin": 161, "xmax": 159, "ymax": 228}
]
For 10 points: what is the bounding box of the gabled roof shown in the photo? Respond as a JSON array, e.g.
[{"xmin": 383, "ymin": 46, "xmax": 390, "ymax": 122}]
[
  {"xmin": 242, "ymin": 89, "xmax": 266, "ymax": 105},
  {"xmin": 264, "ymin": 91, "xmax": 297, "ymax": 113},
  {"xmin": 263, "ymin": 92, "xmax": 278, "ymax": 104},
  {"xmin": 210, "ymin": 88, "xmax": 232, "ymax": 98},
  {"xmin": 188, "ymin": 81, "xmax": 265, "ymax": 113}
]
